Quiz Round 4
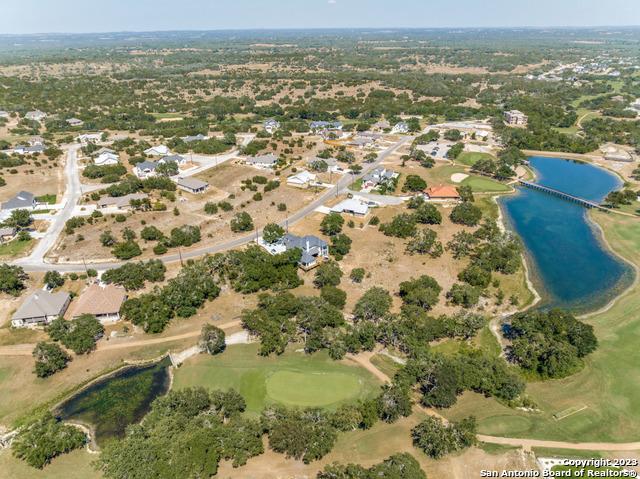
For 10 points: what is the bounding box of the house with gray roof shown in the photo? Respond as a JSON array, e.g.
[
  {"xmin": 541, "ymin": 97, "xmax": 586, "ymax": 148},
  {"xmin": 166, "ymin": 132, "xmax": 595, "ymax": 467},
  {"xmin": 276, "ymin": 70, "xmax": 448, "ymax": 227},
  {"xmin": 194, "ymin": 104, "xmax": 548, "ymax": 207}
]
[
  {"xmin": 11, "ymin": 290, "xmax": 71, "ymax": 328},
  {"xmin": 244, "ymin": 153, "xmax": 278, "ymax": 169},
  {"xmin": 264, "ymin": 119, "xmax": 281, "ymax": 134},
  {"xmin": 0, "ymin": 227, "xmax": 17, "ymax": 242},
  {"xmin": 66, "ymin": 118, "xmax": 84, "ymax": 127},
  {"xmin": 310, "ymin": 120, "xmax": 343, "ymax": 131},
  {"xmin": 13, "ymin": 144, "xmax": 45, "ymax": 155},
  {"xmin": 0, "ymin": 111, "xmax": 9, "ymax": 119},
  {"xmin": 134, "ymin": 160, "xmax": 158, "ymax": 179},
  {"xmin": 258, "ymin": 233, "xmax": 329, "ymax": 270},
  {"xmin": 176, "ymin": 177, "xmax": 209, "ymax": 194},
  {"xmin": 181, "ymin": 134, "xmax": 208, "ymax": 143},
  {"xmin": 2, "ymin": 191, "xmax": 37, "ymax": 211},
  {"xmin": 25, "ymin": 110, "xmax": 47, "ymax": 122},
  {"xmin": 97, "ymin": 193, "xmax": 148, "ymax": 210},
  {"xmin": 362, "ymin": 168, "xmax": 398, "ymax": 190},
  {"xmin": 391, "ymin": 122, "xmax": 409, "ymax": 134}
]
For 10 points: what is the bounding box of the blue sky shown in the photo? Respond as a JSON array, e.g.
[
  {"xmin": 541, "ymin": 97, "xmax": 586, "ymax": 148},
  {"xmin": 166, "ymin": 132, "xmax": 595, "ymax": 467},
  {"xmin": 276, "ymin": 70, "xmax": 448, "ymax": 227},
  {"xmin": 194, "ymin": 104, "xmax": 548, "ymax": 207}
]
[{"xmin": 2, "ymin": 0, "xmax": 639, "ymax": 34}]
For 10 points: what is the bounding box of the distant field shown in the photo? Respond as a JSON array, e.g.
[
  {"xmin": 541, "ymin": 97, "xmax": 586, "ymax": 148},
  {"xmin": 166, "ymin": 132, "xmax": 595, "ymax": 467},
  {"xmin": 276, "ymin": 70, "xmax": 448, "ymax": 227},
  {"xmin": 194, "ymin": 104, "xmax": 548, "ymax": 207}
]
[
  {"xmin": 172, "ymin": 344, "xmax": 381, "ymax": 415},
  {"xmin": 0, "ymin": 449, "xmax": 101, "ymax": 479},
  {"xmin": 443, "ymin": 212, "xmax": 640, "ymax": 442}
]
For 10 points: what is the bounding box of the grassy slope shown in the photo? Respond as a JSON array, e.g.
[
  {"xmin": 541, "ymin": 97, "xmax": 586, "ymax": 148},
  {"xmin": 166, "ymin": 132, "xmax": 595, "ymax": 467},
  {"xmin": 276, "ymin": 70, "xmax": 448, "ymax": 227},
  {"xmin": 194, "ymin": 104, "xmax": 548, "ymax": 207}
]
[
  {"xmin": 456, "ymin": 152, "xmax": 495, "ymax": 167},
  {"xmin": 0, "ymin": 449, "xmax": 101, "ymax": 479},
  {"xmin": 172, "ymin": 344, "xmax": 381, "ymax": 415},
  {"xmin": 443, "ymin": 212, "xmax": 640, "ymax": 443}
]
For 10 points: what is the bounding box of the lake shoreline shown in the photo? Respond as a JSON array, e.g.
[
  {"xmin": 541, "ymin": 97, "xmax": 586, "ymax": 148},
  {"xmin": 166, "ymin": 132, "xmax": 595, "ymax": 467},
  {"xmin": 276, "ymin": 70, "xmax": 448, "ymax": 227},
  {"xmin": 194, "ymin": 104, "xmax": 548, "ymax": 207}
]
[{"xmin": 498, "ymin": 155, "xmax": 634, "ymax": 315}]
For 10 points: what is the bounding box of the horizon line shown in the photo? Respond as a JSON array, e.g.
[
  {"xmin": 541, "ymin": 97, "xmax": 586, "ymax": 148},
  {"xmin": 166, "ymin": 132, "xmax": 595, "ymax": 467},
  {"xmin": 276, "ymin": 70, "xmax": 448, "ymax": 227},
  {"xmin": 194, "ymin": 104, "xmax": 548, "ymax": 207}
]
[{"xmin": 2, "ymin": 24, "xmax": 640, "ymax": 37}]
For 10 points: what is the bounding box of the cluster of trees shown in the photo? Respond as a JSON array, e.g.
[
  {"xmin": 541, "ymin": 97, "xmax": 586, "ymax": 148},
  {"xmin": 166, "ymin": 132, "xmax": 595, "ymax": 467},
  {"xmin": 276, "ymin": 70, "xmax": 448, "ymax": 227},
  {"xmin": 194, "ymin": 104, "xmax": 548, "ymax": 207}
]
[
  {"xmin": 318, "ymin": 453, "xmax": 425, "ymax": 479},
  {"xmin": 0, "ymin": 263, "xmax": 28, "ymax": 296},
  {"xmin": 46, "ymin": 314, "xmax": 104, "ymax": 355},
  {"xmin": 604, "ymin": 188, "xmax": 637, "ymax": 208},
  {"xmin": 105, "ymin": 174, "xmax": 175, "ymax": 198},
  {"xmin": 445, "ymin": 219, "xmax": 522, "ymax": 307},
  {"xmin": 507, "ymin": 309, "xmax": 598, "ymax": 378},
  {"xmin": 471, "ymin": 147, "xmax": 526, "ymax": 180},
  {"xmin": 411, "ymin": 416, "xmax": 476, "ymax": 459},
  {"xmin": 101, "ymin": 259, "xmax": 166, "ymax": 290},
  {"xmin": 12, "ymin": 413, "xmax": 86, "ymax": 469},
  {"xmin": 120, "ymin": 259, "xmax": 221, "ymax": 333},
  {"xmin": 32, "ymin": 341, "xmax": 71, "ymax": 378},
  {"xmin": 82, "ymin": 164, "xmax": 127, "ymax": 183},
  {"xmin": 96, "ymin": 388, "xmax": 264, "ymax": 479}
]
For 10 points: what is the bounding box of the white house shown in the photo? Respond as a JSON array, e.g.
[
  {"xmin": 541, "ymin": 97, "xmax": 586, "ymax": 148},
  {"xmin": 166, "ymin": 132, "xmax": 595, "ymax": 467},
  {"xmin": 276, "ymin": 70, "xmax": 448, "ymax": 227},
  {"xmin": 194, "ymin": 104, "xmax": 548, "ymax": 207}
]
[
  {"xmin": 264, "ymin": 119, "xmax": 281, "ymax": 134},
  {"xmin": 0, "ymin": 111, "xmax": 10, "ymax": 119},
  {"xmin": 244, "ymin": 153, "xmax": 278, "ymax": 170},
  {"xmin": 144, "ymin": 145, "xmax": 171, "ymax": 156},
  {"xmin": 94, "ymin": 152, "xmax": 120, "ymax": 166},
  {"xmin": 330, "ymin": 198, "xmax": 370, "ymax": 216},
  {"xmin": 176, "ymin": 177, "xmax": 209, "ymax": 194},
  {"xmin": 77, "ymin": 133, "xmax": 102, "ymax": 145},
  {"xmin": 258, "ymin": 233, "xmax": 329, "ymax": 270},
  {"xmin": 181, "ymin": 134, "xmax": 208, "ymax": 143},
  {"xmin": 160, "ymin": 154, "xmax": 187, "ymax": 167},
  {"xmin": 287, "ymin": 170, "xmax": 317, "ymax": 188},
  {"xmin": 25, "ymin": 110, "xmax": 47, "ymax": 122},
  {"xmin": 504, "ymin": 110, "xmax": 528, "ymax": 126},
  {"xmin": 362, "ymin": 168, "xmax": 398, "ymax": 190},
  {"xmin": 134, "ymin": 160, "xmax": 159, "ymax": 179},
  {"xmin": 66, "ymin": 118, "xmax": 84, "ymax": 127},
  {"xmin": 391, "ymin": 122, "xmax": 409, "ymax": 134}
]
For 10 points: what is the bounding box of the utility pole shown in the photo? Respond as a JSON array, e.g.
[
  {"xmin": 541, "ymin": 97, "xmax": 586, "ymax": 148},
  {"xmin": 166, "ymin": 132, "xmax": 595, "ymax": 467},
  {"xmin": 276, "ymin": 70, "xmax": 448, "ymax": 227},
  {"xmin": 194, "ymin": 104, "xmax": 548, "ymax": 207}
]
[
  {"xmin": 178, "ymin": 247, "xmax": 184, "ymax": 267},
  {"xmin": 82, "ymin": 256, "xmax": 89, "ymax": 277}
]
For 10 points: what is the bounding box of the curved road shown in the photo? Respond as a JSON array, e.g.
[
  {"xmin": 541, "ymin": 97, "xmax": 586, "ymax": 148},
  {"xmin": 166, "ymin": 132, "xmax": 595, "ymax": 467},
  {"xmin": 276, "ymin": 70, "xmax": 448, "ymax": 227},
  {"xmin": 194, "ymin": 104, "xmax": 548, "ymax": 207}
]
[{"xmin": 15, "ymin": 137, "xmax": 410, "ymax": 273}]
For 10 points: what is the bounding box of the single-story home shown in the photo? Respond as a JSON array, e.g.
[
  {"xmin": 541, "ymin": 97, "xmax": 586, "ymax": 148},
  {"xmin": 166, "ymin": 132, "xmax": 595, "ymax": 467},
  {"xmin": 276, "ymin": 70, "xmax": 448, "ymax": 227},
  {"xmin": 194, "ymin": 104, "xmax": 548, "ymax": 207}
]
[
  {"xmin": 77, "ymin": 133, "xmax": 102, "ymax": 145},
  {"xmin": 0, "ymin": 110, "xmax": 10, "ymax": 119},
  {"xmin": 373, "ymin": 120, "xmax": 390, "ymax": 131},
  {"xmin": 66, "ymin": 118, "xmax": 84, "ymax": 127},
  {"xmin": 25, "ymin": 110, "xmax": 47, "ymax": 122},
  {"xmin": 94, "ymin": 152, "xmax": 119, "ymax": 166},
  {"xmin": 2, "ymin": 191, "xmax": 37, "ymax": 211},
  {"xmin": 307, "ymin": 156, "xmax": 345, "ymax": 174},
  {"xmin": 310, "ymin": 120, "xmax": 343, "ymax": 132},
  {"xmin": 11, "ymin": 290, "xmax": 71, "ymax": 328},
  {"xmin": 176, "ymin": 177, "xmax": 209, "ymax": 194},
  {"xmin": 13, "ymin": 144, "xmax": 45, "ymax": 155},
  {"xmin": 94, "ymin": 147, "xmax": 115, "ymax": 156},
  {"xmin": 424, "ymin": 184, "xmax": 461, "ymax": 201},
  {"xmin": 264, "ymin": 119, "xmax": 280, "ymax": 134},
  {"xmin": 70, "ymin": 283, "xmax": 127, "ymax": 324},
  {"xmin": 144, "ymin": 145, "xmax": 170, "ymax": 156},
  {"xmin": 181, "ymin": 134, "xmax": 208, "ymax": 143},
  {"xmin": 97, "ymin": 193, "xmax": 148, "ymax": 210},
  {"xmin": 160, "ymin": 154, "xmax": 187, "ymax": 166},
  {"xmin": 29, "ymin": 136, "xmax": 44, "ymax": 146},
  {"xmin": 331, "ymin": 198, "xmax": 370, "ymax": 216},
  {"xmin": 287, "ymin": 170, "xmax": 317, "ymax": 188},
  {"xmin": 244, "ymin": 153, "xmax": 278, "ymax": 169},
  {"xmin": 0, "ymin": 227, "xmax": 17, "ymax": 243}
]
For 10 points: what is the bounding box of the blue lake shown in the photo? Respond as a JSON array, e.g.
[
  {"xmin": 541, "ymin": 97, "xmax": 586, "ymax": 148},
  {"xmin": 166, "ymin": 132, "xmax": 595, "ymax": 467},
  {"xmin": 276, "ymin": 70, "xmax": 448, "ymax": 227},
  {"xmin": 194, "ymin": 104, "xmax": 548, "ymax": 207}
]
[{"xmin": 500, "ymin": 156, "xmax": 634, "ymax": 312}]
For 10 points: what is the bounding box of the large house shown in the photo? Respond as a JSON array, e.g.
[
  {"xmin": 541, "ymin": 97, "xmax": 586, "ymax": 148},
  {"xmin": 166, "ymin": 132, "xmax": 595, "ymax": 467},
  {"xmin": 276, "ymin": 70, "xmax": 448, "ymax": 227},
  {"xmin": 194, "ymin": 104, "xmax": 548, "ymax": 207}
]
[
  {"xmin": 331, "ymin": 198, "xmax": 370, "ymax": 216},
  {"xmin": 244, "ymin": 153, "xmax": 278, "ymax": 170},
  {"xmin": 13, "ymin": 144, "xmax": 45, "ymax": 155},
  {"xmin": 287, "ymin": 170, "xmax": 317, "ymax": 188},
  {"xmin": 134, "ymin": 155, "xmax": 183, "ymax": 178},
  {"xmin": 2, "ymin": 191, "xmax": 37, "ymax": 211},
  {"xmin": 362, "ymin": 168, "xmax": 398, "ymax": 190},
  {"xmin": 264, "ymin": 119, "xmax": 281, "ymax": 134},
  {"xmin": 77, "ymin": 133, "xmax": 102, "ymax": 145},
  {"xmin": 97, "ymin": 193, "xmax": 148, "ymax": 210},
  {"xmin": 176, "ymin": 177, "xmax": 209, "ymax": 194},
  {"xmin": 391, "ymin": 122, "xmax": 409, "ymax": 134},
  {"xmin": 11, "ymin": 290, "xmax": 71, "ymax": 328},
  {"xmin": 504, "ymin": 110, "xmax": 528, "ymax": 126},
  {"xmin": 94, "ymin": 151, "xmax": 119, "ymax": 166},
  {"xmin": 144, "ymin": 145, "xmax": 171, "ymax": 156},
  {"xmin": 0, "ymin": 227, "xmax": 17, "ymax": 243},
  {"xmin": 424, "ymin": 184, "xmax": 461, "ymax": 201},
  {"xmin": 259, "ymin": 233, "xmax": 329, "ymax": 270},
  {"xmin": 181, "ymin": 134, "xmax": 208, "ymax": 143},
  {"xmin": 25, "ymin": 110, "xmax": 47, "ymax": 122},
  {"xmin": 66, "ymin": 118, "xmax": 84, "ymax": 127},
  {"xmin": 70, "ymin": 283, "xmax": 127, "ymax": 324},
  {"xmin": 310, "ymin": 121, "xmax": 343, "ymax": 132}
]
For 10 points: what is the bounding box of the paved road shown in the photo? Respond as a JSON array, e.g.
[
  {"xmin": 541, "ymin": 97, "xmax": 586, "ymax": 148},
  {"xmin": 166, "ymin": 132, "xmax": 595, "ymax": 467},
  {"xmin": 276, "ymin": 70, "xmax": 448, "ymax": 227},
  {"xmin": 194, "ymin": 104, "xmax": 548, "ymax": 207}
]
[
  {"xmin": 17, "ymin": 137, "xmax": 410, "ymax": 273},
  {"xmin": 15, "ymin": 145, "xmax": 82, "ymax": 268}
]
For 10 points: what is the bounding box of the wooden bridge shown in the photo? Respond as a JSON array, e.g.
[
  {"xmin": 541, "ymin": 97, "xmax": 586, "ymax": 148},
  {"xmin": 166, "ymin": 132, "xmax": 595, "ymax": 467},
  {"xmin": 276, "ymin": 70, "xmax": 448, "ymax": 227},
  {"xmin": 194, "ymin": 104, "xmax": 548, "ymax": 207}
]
[{"xmin": 517, "ymin": 180, "xmax": 611, "ymax": 212}]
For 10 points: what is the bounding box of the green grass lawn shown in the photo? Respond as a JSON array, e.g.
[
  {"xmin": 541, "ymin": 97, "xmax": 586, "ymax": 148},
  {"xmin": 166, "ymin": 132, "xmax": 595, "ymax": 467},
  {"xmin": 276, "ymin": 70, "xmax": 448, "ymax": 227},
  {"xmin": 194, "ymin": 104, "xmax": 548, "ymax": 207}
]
[
  {"xmin": 35, "ymin": 194, "xmax": 56, "ymax": 204},
  {"xmin": 461, "ymin": 175, "xmax": 511, "ymax": 193},
  {"xmin": 426, "ymin": 164, "xmax": 466, "ymax": 185},
  {"xmin": 0, "ymin": 239, "xmax": 33, "ymax": 258},
  {"xmin": 0, "ymin": 449, "xmax": 101, "ymax": 479},
  {"xmin": 456, "ymin": 152, "xmax": 496, "ymax": 167},
  {"xmin": 443, "ymin": 212, "xmax": 640, "ymax": 442},
  {"xmin": 172, "ymin": 344, "xmax": 381, "ymax": 415}
]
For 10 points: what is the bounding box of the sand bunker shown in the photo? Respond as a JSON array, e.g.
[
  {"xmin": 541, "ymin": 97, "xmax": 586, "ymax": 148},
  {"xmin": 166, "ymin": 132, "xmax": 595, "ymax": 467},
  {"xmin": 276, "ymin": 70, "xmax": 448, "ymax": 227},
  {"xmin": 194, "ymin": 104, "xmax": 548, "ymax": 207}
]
[{"xmin": 451, "ymin": 173, "xmax": 469, "ymax": 183}]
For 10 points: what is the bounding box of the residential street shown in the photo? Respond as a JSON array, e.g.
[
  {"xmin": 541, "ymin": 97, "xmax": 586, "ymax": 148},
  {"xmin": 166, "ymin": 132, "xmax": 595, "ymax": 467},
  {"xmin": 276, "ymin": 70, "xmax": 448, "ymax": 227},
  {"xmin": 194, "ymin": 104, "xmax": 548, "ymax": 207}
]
[{"xmin": 14, "ymin": 136, "xmax": 411, "ymax": 272}]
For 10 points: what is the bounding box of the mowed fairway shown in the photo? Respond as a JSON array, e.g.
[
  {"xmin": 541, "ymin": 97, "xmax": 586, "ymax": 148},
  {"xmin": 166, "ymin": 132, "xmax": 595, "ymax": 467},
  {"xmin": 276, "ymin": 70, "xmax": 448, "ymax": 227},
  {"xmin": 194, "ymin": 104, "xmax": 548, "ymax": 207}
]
[
  {"xmin": 172, "ymin": 344, "xmax": 381, "ymax": 414},
  {"xmin": 461, "ymin": 175, "xmax": 511, "ymax": 193},
  {"xmin": 443, "ymin": 212, "xmax": 640, "ymax": 442}
]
